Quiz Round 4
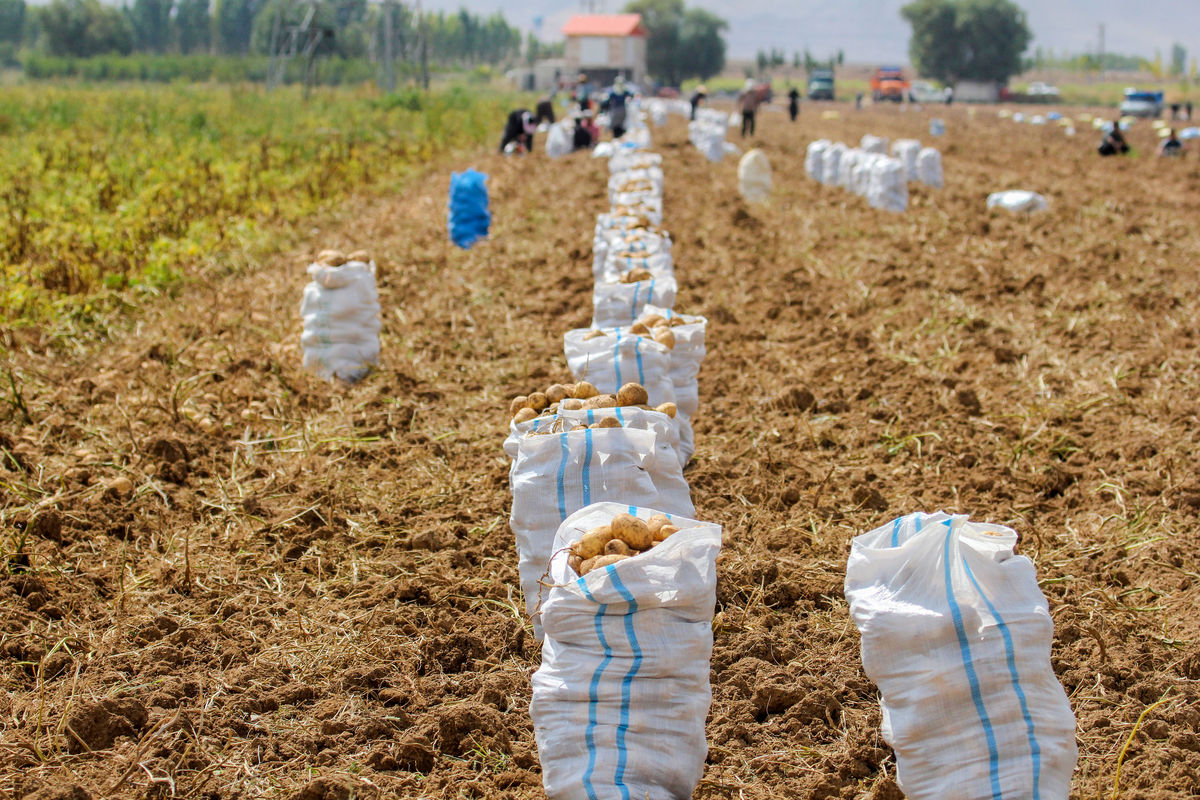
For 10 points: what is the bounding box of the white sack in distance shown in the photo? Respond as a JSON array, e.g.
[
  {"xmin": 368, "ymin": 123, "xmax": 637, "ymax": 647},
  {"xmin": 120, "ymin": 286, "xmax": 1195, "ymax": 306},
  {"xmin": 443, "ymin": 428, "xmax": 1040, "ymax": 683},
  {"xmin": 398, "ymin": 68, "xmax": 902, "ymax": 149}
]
[
  {"xmin": 532, "ymin": 502, "xmax": 721, "ymax": 800},
  {"xmin": 987, "ymin": 190, "xmax": 1048, "ymax": 213},
  {"xmin": 916, "ymin": 147, "xmax": 944, "ymax": 189},
  {"xmin": 593, "ymin": 274, "xmax": 677, "ymax": 329},
  {"xmin": 545, "ymin": 122, "xmax": 573, "ymax": 159},
  {"xmin": 861, "ymin": 134, "xmax": 889, "ymax": 154},
  {"xmin": 737, "ymin": 149, "xmax": 772, "ymax": 203},
  {"xmin": 300, "ymin": 260, "xmax": 381, "ymax": 383},
  {"xmin": 805, "ymin": 140, "xmax": 829, "ymax": 183},
  {"xmin": 867, "ymin": 157, "xmax": 908, "ymax": 213},
  {"xmin": 845, "ymin": 512, "xmax": 1078, "ymax": 800},
  {"xmin": 891, "ymin": 138, "xmax": 923, "ymax": 181}
]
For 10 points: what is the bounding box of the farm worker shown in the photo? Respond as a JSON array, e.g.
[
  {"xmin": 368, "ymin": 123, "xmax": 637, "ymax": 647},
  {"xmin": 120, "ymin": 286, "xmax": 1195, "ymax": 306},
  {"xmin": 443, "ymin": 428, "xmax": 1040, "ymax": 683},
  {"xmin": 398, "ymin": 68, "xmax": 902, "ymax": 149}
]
[
  {"xmin": 944, "ymin": 85, "xmax": 954, "ymax": 105},
  {"xmin": 572, "ymin": 74, "xmax": 592, "ymax": 111},
  {"xmin": 738, "ymin": 79, "xmax": 762, "ymax": 138},
  {"xmin": 604, "ymin": 76, "xmax": 635, "ymax": 139},
  {"xmin": 1158, "ymin": 129, "xmax": 1184, "ymax": 157},
  {"xmin": 1188, "ymin": 101, "xmax": 1194, "ymax": 121},
  {"xmin": 499, "ymin": 109, "xmax": 537, "ymax": 154},
  {"xmin": 689, "ymin": 84, "xmax": 707, "ymax": 121},
  {"xmin": 1097, "ymin": 120, "xmax": 1130, "ymax": 157},
  {"xmin": 787, "ymin": 86, "xmax": 800, "ymax": 122},
  {"xmin": 535, "ymin": 96, "xmax": 555, "ymax": 125},
  {"xmin": 572, "ymin": 110, "xmax": 597, "ymax": 151}
]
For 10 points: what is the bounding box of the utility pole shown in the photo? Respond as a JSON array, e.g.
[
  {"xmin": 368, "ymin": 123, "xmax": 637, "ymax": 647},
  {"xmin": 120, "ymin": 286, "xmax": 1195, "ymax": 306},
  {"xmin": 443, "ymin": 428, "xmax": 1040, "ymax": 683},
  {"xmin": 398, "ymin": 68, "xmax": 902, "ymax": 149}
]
[
  {"xmin": 1098, "ymin": 22, "xmax": 1105, "ymax": 81},
  {"xmin": 417, "ymin": 0, "xmax": 429, "ymax": 90},
  {"xmin": 382, "ymin": 0, "xmax": 395, "ymax": 92}
]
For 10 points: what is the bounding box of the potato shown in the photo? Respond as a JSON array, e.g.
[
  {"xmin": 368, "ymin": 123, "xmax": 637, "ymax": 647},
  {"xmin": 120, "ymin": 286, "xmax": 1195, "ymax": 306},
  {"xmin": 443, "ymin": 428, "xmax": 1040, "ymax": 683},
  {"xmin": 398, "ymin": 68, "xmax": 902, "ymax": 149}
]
[
  {"xmin": 592, "ymin": 416, "xmax": 621, "ymax": 429},
  {"xmin": 580, "ymin": 553, "xmax": 629, "ymax": 575},
  {"xmin": 668, "ymin": 317, "xmax": 687, "ymax": 327},
  {"xmin": 571, "ymin": 424, "xmax": 588, "ymax": 431},
  {"xmin": 509, "ymin": 395, "xmax": 530, "ymax": 416},
  {"xmin": 652, "ymin": 328, "xmax": 675, "ymax": 349},
  {"xmin": 317, "ymin": 249, "xmax": 347, "ymax": 266},
  {"xmin": 577, "ymin": 524, "xmax": 615, "ymax": 559},
  {"xmin": 573, "ymin": 381, "xmax": 599, "ymax": 399},
  {"xmin": 582, "ymin": 394, "xmax": 618, "ymax": 409},
  {"xmin": 513, "ymin": 407, "xmax": 537, "ymax": 424},
  {"xmin": 346, "ymin": 249, "xmax": 370, "ymax": 263},
  {"xmin": 546, "ymin": 384, "xmax": 571, "ymax": 403},
  {"xmin": 568, "ymin": 552, "xmax": 584, "ymax": 575},
  {"xmin": 526, "ymin": 392, "xmax": 549, "ymax": 411},
  {"xmin": 560, "ymin": 397, "xmax": 584, "ymax": 411},
  {"xmin": 605, "ymin": 539, "xmax": 633, "ymax": 556},
  {"xmin": 646, "ymin": 513, "xmax": 672, "ymax": 538},
  {"xmin": 655, "ymin": 401, "xmax": 677, "ymax": 419},
  {"xmin": 611, "ymin": 513, "xmax": 652, "ymax": 550},
  {"xmin": 640, "ymin": 313, "xmax": 665, "ymax": 328},
  {"xmin": 616, "ymin": 383, "xmax": 648, "ymax": 406},
  {"xmin": 655, "ymin": 524, "xmax": 681, "ymax": 542},
  {"xmin": 583, "ymin": 330, "xmax": 609, "ymax": 341},
  {"xmin": 620, "ymin": 268, "xmax": 653, "ymax": 284},
  {"xmin": 630, "ymin": 322, "xmax": 651, "ymax": 335}
]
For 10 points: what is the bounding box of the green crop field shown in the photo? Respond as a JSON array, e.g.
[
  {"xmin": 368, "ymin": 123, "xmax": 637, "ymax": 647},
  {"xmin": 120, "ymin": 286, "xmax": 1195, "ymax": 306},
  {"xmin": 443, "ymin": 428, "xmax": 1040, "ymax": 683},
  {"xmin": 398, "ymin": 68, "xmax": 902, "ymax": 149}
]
[{"xmin": 0, "ymin": 83, "xmax": 521, "ymax": 326}]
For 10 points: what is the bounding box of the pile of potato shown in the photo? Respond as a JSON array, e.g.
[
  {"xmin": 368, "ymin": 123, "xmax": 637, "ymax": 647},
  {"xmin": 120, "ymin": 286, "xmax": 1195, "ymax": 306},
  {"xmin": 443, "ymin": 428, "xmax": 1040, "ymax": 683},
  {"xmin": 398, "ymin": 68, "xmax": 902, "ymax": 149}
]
[
  {"xmin": 618, "ymin": 268, "xmax": 654, "ymax": 284},
  {"xmin": 582, "ymin": 322, "xmax": 676, "ymax": 350},
  {"xmin": 315, "ymin": 249, "xmax": 370, "ymax": 266},
  {"xmin": 567, "ymin": 512, "xmax": 681, "ymax": 575},
  {"xmin": 509, "ymin": 381, "xmax": 677, "ymax": 422}
]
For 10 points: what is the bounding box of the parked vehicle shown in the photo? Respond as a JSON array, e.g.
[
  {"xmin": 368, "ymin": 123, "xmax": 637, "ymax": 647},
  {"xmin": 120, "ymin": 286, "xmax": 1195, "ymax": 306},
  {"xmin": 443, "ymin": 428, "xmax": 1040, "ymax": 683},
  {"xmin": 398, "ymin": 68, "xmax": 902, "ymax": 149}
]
[
  {"xmin": 807, "ymin": 69, "xmax": 834, "ymax": 101},
  {"xmin": 1119, "ymin": 88, "xmax": 1164, "ymax": 118},
  {"xmin": 909, "ymin": 80, "xmax": 943, "ymax": 104},
  {"xmin": 1027, "ymin": 81, "xmax": 1060, "ymax": 97},
  {"xmin": 870, "ymin": 67, "xmax": 910, "ymax": 102}
]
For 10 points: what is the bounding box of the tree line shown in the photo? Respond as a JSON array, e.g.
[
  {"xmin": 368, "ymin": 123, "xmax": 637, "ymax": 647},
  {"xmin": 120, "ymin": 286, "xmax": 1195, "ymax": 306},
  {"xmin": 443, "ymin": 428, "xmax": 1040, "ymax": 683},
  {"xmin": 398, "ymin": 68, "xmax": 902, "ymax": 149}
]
[{"xmin": 0, "ymin": 0, "xmax": 529, "ymax": 68}]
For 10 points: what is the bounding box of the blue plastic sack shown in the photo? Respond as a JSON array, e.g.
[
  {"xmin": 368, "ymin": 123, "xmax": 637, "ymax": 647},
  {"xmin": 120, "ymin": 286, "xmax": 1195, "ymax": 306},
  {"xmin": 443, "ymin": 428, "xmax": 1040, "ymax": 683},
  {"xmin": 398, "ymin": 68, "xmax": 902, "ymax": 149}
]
[{"xmin": 447, "ymin": 169, "xmax": 490, "ymax": 249}]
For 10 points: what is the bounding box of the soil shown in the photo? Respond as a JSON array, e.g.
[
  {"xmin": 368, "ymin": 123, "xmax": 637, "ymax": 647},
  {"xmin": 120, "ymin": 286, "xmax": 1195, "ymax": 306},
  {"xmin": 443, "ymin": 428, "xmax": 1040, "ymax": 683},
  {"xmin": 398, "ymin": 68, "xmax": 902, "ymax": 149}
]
[{"xmin": 2, "ymin": 104, "xmax": 1199, "ymax": 800}]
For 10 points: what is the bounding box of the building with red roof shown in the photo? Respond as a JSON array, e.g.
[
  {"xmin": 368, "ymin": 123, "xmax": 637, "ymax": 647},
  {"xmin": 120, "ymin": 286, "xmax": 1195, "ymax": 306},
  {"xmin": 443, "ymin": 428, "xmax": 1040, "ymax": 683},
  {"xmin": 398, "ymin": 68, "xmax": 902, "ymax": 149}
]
[{"xmin": 563, "ymin": 14, "xmax": 647, "ymax": 87}]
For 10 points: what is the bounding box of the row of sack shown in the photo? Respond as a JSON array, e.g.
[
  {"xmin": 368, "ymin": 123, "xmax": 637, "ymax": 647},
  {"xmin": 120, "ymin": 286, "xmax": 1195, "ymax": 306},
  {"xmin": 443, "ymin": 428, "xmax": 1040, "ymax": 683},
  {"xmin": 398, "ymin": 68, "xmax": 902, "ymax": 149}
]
[
  {"xmin": 805, "ymin": 137, "xmax": 943, "ymax": 213},
  {"xmin": 506, "ymin": 138, "xmax": 724, "ymax": 800},
  {"xmin": 688, "ymin": 107, "xmax": 741, "ymax": 162}
]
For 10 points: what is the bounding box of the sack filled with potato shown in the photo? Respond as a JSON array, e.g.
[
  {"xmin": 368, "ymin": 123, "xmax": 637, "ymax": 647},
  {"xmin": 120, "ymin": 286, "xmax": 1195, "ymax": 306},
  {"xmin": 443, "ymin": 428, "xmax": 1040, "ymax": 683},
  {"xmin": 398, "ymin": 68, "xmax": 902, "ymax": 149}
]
[
  {"xmin": 532, "ymin": 501, "xmax": 721, "ymax": 800},
  {"xmin": 562, "ymin": 330, "xmax": 677, "ymax": 411},
  {"xmin": 510, "ymin": 427, "xmax": 693, "ymax": 640},
  {"xmin": 300, "ymin": 258, "xmax": 381, "ymax": 383},
  {"xmin": 592, "ymin": 226, "xmax": 672, "ymax": 281},
  {"xmin": 592, "ymin": 272, "xmax": 676, "ymax": 329}
]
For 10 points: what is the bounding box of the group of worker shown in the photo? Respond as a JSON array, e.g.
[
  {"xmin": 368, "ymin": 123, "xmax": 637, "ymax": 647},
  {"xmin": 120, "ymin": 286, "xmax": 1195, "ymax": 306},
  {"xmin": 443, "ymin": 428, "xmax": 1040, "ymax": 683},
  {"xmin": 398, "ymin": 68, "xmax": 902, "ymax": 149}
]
[
  {"xmin": 1100, "ymin": 120, "xmax": 1188, "ymax": 158},
  {"xmin": 499, "ymin": 73, "xmax": 635, "ymax": 155},
  {"xmin": 689, "ymin": 79, "xmax": 802, "ymax": 138}
]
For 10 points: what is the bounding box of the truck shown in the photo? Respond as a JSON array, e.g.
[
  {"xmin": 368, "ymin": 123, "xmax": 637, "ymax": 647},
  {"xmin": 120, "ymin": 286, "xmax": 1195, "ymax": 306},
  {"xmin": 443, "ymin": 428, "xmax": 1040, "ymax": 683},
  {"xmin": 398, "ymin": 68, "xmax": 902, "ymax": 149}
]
[
  {"xmin": 807, "ymin": 69, "xmax": 834, "ymax": 101},
  {"xmin": 1119, "ymin": 88, "xmax": 1164, "ymax": 118},
  {"xmin": 871, "ymin": 67, "xmax": 910, "ymax": 102}
]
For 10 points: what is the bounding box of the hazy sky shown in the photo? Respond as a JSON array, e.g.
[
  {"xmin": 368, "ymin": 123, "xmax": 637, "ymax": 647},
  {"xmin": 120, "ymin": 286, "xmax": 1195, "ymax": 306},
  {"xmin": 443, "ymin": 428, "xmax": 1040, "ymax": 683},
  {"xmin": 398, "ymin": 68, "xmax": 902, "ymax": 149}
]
[{"xmin": 420, "ymin": 0, "xmax": 1200, "ymax": 64}]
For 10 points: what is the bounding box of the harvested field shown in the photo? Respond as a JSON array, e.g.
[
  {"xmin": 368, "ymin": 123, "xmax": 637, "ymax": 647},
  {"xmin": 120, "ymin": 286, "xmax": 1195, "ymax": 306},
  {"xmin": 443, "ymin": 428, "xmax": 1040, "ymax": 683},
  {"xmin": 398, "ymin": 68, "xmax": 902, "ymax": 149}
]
[{"xmin": 2, "ymin": 104, "xmax": 1200, "ymax": 800}]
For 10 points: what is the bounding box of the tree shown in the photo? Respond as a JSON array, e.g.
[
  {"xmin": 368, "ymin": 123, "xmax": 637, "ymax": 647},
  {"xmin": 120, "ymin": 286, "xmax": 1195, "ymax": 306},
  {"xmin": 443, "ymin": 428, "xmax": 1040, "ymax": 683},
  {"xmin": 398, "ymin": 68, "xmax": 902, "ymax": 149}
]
[
  {"xmin": 39, "ymin": 0, "xmax": 134, "ymax": 57},
  {"xmin": 624, "ymin": 0, "xmax": 726, "ymax": 85},
  {"xmin": 213, "ymin": 0, "xmax": 257, "ymax": 55},
  {"xmin": 128, "ymin": 0, "xmax": 171, "ymax": 53},
  {"xmin": 755, "ymin": 49, "xmax": 767, "ymax": 75},
  {"xmin": 0, "ymin": 0, "xmax": 25, "ymax": 46},
  {"xmin": 1170, "ymin": 43, "xmax": 1187, "ymax": 78},
  {"xmin": 174, "ymin": 0, "xmax": 211, "ymax": 54},
  {"xmin": 901, "ymin": 0, "xmax": 1030, "ymax": 85}
]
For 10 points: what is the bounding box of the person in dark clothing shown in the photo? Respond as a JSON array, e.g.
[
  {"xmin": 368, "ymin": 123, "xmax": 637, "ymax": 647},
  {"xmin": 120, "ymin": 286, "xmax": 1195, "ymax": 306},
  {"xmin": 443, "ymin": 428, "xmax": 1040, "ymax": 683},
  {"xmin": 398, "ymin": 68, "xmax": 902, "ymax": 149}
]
[
  {"xmin": 499, "ymin": 109, "xmax": 536, "ymax": 154},
  {"xmin": 1188, "ymin": 101, "xmax": 1194, "ymax": 121},
  {"xmin": 738, "ymin": 79, "xmax": 761, "ymax": 138},
  {"xmin": 689, "ymin": 85, "xmax": 707, "ymax": 121},
  {"xmin": 572, "ymin": 113, "xmax": 594, "ymax": 151},
  {"xmin": 605, "ymin": 77, "xmax": 634, "ymax": 139},
  {"xmin": 1159, "ymin": 129, "xmax": 1184, "ymax": 156},
  {"xmin": 535, "ymin": 96, "xmax": 555, "ymax": 125},
  {"xmin": 787, "ymin": 86, "xmax": 800, "ymax": 122},
  {"xmin": 1170, "ymin": 102, "xmax": 1181, "ymax": 120},
  {"xmin": 1098, "ymin": 120, "xmax": 1130, "ymax": 156}
]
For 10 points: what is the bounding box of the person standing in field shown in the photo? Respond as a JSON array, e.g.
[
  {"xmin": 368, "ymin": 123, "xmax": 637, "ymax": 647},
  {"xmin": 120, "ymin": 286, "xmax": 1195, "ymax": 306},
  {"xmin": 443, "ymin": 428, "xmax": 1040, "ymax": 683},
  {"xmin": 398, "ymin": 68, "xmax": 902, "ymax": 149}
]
[
  {"xmin": 738, "ymin": 79, "xmax": 762, "ymax": 138},
  {"xmin": 787, "ymin": 86, "xmax": 800, "ymax": 122},
  {"xmin": 689, "ymin": 85, "xmax": 707, "ymax": 121},
  {"xmin": 572, "ymin": 74, "xmax": 592, "ymax": 111},
  {"xmin": 605, "ymin": 77, "xmax": 635, "ymax": 139},
  {"xmin": 1158, "ymin": 129, "xmax": 1184, "ymax": 156}
]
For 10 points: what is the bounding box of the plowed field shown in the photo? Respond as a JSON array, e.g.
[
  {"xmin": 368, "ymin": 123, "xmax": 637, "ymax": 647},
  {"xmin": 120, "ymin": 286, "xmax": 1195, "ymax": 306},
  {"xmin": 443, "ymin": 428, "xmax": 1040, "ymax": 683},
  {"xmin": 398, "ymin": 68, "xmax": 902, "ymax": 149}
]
[{"xmin": 3, "ymin": 104, "xmax": 1199, "ymax": 800}]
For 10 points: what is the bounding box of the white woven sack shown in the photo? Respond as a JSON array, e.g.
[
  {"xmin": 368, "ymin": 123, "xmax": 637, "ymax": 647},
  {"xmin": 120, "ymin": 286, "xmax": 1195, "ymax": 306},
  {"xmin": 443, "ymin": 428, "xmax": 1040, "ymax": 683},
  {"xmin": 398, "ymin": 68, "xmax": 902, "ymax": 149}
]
[
  {"xmin": 917, "ymin": 147, "xmax": 943, "ymax": 188},
  {"xmin": 532, "ymin": 501, "xmax": 721, "ymax": 800},
  {"xmin": 861, "ymin": 134, "xmax": 889, "ymax": 154},
  {"xmin": 300, "ymin": 260, "xmax": 381, "ymax": 382},
  {"xmin": 563, "ymin": 328, "xmax": 676, "ymax": 408},
  {"xmin": 851, "ymin": 152, "xmax": 880, "ymax": 197},
  {"xmin": 512, "ymin": 428, "xmax": 692, "ymax": 639},
  {"xmin": 892, "ymin": 139, "xmax": 922, "ymax": 181},
  {"xmin": 737, "ymin": 149, "xmax": 772, "ymax": 203},
  {"xmin": 805, "ymin": 139, "xmax": 829, "ymax": 182},
  {"xmin": 641, "ymin": 304, "xmax": 705, "ymax": 460},
  {"xmin": 593, "ymin": 229, "xmax": 672, "ymax": 280},
  {"xmin": 609, "ymin": 152, "xmax": 662, "ymax": 174},
  {"xmin": 546, "ymin": 122, "xmax": 573, "ymax": 159},
  {"xmin": 608, "ymin": 167, "xmax": 664, "ymax": 194},
  {"xmin": 598, "ymin": 250, "xmax": 674, "ymax": 285},
  {"xmin": 838, "ymin": 148, "xmax": 861, "ymax": 190},
  {"xmin": 611, "ymin": 193, "xmax": 662, "ymax": 224},
  {"xmin": 593, "ymin": 275, "xmax": 677, "ymax": 329},
  {"xmin": 845, "ymin": 512, "xmax": 1077, "ymax": 800},
  {"xmin": 867, "ymin": 157, "xmax": 908, "ymax": 213},
  {"xmin": 987, "ymin": 191, "xmax": 1047, "ymax": 213},
  {"xmin": 821, "ymin": 143, "xmax": 846, "ymax": 186}
]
